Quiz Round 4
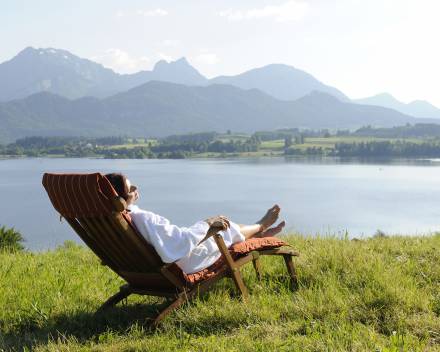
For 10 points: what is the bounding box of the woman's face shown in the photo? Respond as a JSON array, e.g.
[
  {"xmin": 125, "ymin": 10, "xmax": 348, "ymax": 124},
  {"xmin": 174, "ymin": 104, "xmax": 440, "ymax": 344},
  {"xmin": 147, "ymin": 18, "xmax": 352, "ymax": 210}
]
[{"xmin": 125, "ymin": 178, "xmax": 139, "ymax": 205}]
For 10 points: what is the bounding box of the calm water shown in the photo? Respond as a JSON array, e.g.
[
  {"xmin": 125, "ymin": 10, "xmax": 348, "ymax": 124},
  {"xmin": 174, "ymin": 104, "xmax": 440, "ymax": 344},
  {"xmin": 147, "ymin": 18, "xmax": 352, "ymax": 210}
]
[{"xmin": 1, "ymin": 157, "xmax": 440, "ymax": 250}]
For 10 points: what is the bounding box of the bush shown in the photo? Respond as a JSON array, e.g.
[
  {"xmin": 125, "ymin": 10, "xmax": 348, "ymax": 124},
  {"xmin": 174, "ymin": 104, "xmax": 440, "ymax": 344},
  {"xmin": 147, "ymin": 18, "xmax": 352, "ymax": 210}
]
[{"xmin": 0, "ymin": 225, "xmax": 25, "ymax": 252}]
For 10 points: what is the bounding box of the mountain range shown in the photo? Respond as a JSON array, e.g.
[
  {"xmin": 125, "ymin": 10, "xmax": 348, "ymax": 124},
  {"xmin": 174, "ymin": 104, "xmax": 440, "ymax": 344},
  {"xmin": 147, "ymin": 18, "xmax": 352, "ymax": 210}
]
[
  {"xmin": 0, "ymin": 47, "xmax": 439, "ymax": 143},
  {"xmin": 0, "ymin": 81, "xmax": 417, "ymax": 143},
  {"xmin": 355, "ymin": 93, "xmax": 440, "ymax": 119},
  {"xmin": 0, "ymin": 47, "xmax": 347, "ymax": 102}
]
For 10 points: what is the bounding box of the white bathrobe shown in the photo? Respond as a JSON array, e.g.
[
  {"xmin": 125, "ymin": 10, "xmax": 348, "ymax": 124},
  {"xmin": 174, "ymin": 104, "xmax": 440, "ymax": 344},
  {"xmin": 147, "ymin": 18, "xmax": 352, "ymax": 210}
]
[{"xmin": 128, "ymin": 205, "xmax": 245, "ymax": 274}]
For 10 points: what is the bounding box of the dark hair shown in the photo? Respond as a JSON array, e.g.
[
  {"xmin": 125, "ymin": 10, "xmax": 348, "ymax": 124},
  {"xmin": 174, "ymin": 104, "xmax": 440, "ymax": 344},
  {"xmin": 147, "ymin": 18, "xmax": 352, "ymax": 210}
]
[{"xmin": 105, "ymin": 173, "xmax": 129, "ymax": 200}]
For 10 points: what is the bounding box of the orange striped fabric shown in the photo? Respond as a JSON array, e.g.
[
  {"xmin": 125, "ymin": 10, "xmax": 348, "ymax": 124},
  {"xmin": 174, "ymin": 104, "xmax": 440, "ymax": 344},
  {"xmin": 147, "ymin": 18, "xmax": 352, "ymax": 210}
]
[
  {"xmin": 186, "ymin": 237, "xmax": 287, "ymax": 284},
  {"xmin": 230, "ymin": 236, "xmax": 287, "ymax": 255},
  {"xmin": 42, "ymin": 173, "xmax": 118, "ymax": 218}
]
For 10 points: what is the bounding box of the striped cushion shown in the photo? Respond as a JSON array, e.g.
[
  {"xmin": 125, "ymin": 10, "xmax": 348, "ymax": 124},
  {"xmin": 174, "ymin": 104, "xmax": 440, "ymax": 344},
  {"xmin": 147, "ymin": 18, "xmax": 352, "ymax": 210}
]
[
  {"xmin": 185, "ymin": 237, "xmax": 287, "ymax": 284},
  {"xmin": 230, "ymin": 236, "xmax": 287, "ymax": 255},
  {"xmin": 42, "ymin": 173, "xmax": 118, "ymax": 218}
]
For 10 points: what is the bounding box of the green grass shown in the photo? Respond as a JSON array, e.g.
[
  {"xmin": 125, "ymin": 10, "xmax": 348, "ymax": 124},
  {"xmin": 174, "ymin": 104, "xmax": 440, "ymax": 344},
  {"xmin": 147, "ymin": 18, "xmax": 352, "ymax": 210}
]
[
  {"xmin": 1, "ymin": 235, "xmax": 440, "ymax": 351},
  {"xmin": 260, "ymin": 140, "xmax": 285, "ymax": 151}
]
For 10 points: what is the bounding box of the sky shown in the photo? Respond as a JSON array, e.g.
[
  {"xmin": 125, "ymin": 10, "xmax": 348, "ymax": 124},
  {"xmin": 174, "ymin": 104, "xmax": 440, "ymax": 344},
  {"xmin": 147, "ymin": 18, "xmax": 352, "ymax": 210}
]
[{"xmin": 2, "ymin": 0, "xmax": 440, "ymax": 105}]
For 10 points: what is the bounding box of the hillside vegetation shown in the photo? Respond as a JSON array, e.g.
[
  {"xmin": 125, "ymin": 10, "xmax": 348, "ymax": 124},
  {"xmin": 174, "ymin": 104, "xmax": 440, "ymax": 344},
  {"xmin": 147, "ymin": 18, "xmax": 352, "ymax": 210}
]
[{"xmin": 1, "ymin": 235, "xmax": 440, "ymax": 351}]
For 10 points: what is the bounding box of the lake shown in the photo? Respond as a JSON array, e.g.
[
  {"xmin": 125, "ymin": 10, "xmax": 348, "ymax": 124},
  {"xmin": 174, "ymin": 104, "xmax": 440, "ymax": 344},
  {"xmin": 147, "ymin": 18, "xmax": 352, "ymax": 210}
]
[{"xmin": 1, "ymin": 157, "xmax": 440, "ymax": 250}]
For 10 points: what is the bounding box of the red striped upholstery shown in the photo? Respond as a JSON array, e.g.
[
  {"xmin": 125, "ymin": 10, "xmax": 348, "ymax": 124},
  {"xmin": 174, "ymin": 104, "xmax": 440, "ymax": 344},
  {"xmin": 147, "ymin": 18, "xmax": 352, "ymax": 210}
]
[
  {"xmin": 42, "ymin": 172, "xmax": 170, "ymax": 282},
  {"xmin": 42, "ymin": 173, "xmax": 118, "ymax": 218}
]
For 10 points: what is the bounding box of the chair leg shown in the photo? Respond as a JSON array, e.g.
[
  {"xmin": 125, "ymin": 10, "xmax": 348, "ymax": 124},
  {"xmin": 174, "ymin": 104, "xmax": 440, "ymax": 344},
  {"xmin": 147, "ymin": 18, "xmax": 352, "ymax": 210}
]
[
  {"xmin": 152, "ymin": 294, "xmax": 187, "ymax": 327},
  {"xmin": 230, "ymin": 268, "xmax": 249, "ymax": 300},
  {"xmin": 96, "ymin": 285, "xmax": 132, "ymax": 313},
  {"xmin": 283, "ymin": 254, "xmax": 298, "ymax": 289},
  {"xmin": 252, "ymin": 257, "xmax": 263, "ymax": 281}
]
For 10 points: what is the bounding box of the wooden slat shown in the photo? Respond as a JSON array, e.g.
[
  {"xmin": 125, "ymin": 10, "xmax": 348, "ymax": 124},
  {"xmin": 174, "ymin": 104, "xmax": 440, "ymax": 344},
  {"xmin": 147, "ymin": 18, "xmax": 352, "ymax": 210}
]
[
  {"xmin": 66, "ymin": 218, "xmax": 117, "ymax": 270},
  {"xmin": 96, "ymin": 215, "xmax": 148, "ymax": 271},
  {"xmin": 85, "ymin": 217, "xmax": 134, "ymax": 271},
  {"xmin": 232, "ymin": 254, "xmax": 253, "ymax": 268},
  {"xmin": 104, "ymin": 215, "xmax": 158, "ymax": 271},
  {"xmin": 109, "ymin": 213, "xmax": 162, "ymax": 268},
  {"xmin": 92, "ymin": 216, "xmax": 144, "ymax": 271},
  {"xmin": 82, "ymin": 218, "xmax": 121, "ymax": 266},
  {"xmin": 80, "ymin": 217, "xmax": 125, "ymax": 269}
]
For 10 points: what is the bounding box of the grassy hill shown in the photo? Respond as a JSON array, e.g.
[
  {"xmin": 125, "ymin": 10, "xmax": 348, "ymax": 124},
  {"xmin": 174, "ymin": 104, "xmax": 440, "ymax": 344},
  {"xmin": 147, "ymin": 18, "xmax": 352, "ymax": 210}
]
[{"xmin": 1, "ymin": 235, "xmax": 440, "ymax": 351}]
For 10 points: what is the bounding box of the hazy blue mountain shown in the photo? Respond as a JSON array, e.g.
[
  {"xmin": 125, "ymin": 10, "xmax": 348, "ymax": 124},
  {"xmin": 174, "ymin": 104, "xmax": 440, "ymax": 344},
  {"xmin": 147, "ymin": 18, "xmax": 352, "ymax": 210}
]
[
  {"xmin": 0, "ymin": 47, "xmax": 122, "ymax": 101},
  {"xmin": 210, "ymin": 64, "xmax": 349, "ymax": 101},
  {"xmin": 0, "ymin": 82, "xmax": 417, "ymax": 143},
  {"xmin": 355, "ymin": 93, "xmax": 440, "ymax": 119},
  {"xmin": 406, "ymin": 100, "xmax": 440, "ymax": 119},
  {"xmin": 0, "ymin": 47, "xmax": 350, "ymax": 102},
  {"xmin": 0, "ymin": 47, "xmax": 207, "ymax": 101},
  {"xmin": 295, "ymin": 91, "xmax": 413, "ymax": 128},
  {"xmin": 145, "ymin": 57, "xmax": 207, "ymax": 85}
]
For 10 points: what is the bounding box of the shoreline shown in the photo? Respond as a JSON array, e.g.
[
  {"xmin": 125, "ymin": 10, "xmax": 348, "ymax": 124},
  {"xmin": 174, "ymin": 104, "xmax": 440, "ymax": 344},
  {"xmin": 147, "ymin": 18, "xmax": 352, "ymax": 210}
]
[
  {"xmin": 20, "ymin": 231, "xmax": 440, "ymax": 253},
  {"xmin": 2, "ymin": 154, "xmax": 440, "ymax": 166}
]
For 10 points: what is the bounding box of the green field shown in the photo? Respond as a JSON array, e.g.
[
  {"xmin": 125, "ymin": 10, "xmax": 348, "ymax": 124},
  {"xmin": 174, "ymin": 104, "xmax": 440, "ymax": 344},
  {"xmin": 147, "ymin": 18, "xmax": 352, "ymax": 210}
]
[
  {"xmin": 104, "ymin": 140, "xmax": 157, "ymax": 150},
  {"xmin": 1, "ymin": 235, "xmax": 440, "ymax": 351}
]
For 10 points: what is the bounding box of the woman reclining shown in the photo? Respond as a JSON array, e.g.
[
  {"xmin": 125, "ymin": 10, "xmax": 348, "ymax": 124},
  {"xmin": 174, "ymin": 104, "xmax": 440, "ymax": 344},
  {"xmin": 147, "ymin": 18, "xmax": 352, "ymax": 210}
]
[{"xmin": 106, "ymin": 173, "xmax": 285, "ymax": 274}]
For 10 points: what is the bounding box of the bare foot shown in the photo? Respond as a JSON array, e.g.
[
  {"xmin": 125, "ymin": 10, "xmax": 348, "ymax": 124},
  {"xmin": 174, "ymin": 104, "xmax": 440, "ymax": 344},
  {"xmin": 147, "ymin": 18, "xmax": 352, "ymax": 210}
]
[
  {"xmin": 256, "ymin": 205, "xmax": 280, "ymax": 231},
  {"xmin": 257, "ymin": 221, "xmax": 286, "ymax": 238}
]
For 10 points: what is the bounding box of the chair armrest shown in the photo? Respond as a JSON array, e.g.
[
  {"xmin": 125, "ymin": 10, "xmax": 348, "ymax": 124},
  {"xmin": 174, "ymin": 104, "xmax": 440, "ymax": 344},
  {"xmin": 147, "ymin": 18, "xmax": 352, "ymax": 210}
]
[
  {"xmin": 213, "ymin": 233, "xmax": 238, "ymax": 272},
  {"xmin": 198, "ymin": 225, "xmax": 238, "ymax": 272},
  {"xmin": 197, "ymin": 225, "xmax": 225, "ymax": 245}
]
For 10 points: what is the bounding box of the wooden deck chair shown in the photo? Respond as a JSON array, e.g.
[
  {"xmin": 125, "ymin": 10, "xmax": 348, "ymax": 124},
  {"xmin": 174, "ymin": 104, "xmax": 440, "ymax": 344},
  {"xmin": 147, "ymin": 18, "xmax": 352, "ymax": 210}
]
[{"xmin": 42, "ymin": 172, "xmax": 299, "ymax": 326}]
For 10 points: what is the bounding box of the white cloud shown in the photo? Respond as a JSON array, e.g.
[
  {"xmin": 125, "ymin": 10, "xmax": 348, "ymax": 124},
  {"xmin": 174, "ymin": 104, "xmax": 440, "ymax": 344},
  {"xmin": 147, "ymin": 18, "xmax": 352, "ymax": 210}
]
[
  {"xmin": 92, "ymin": 49, "xmax": 150, "ymax": 74},
  {"xmin": 219, "ymin": 1, "xmax": 308, "ymax": 22},
  {"xmin": 136, "ymin": 8, "xmax": 168, "ymax": 17},
  {"xmin": 194, "ymin": 53, "xmax": 220, "ymax": 65}
]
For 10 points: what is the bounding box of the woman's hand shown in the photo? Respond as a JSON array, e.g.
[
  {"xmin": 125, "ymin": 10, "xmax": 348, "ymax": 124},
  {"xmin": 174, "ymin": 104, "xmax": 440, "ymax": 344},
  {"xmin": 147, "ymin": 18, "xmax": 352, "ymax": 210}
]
[
  {"xmin": 205, "ymin": 215, "xmax": 230, "ymax": 231},
  {"xmin": 126, "ymin": 185, "xmax": 139, "ymax": 205}
]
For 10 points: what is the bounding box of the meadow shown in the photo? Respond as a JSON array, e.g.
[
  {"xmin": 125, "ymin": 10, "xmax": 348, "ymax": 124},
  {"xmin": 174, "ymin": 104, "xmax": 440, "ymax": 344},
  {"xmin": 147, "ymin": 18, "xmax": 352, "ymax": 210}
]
[{"xmin": 1, "ymin": 234, "xmax": 440, "ymax": 351}]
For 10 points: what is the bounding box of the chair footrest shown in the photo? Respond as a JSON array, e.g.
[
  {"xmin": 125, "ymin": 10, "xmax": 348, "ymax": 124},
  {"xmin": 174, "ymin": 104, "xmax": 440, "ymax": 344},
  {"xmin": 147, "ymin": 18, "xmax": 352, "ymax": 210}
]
[{"xmin": 258, "ymin": 248, "xmax": 300, "ymax": 256}]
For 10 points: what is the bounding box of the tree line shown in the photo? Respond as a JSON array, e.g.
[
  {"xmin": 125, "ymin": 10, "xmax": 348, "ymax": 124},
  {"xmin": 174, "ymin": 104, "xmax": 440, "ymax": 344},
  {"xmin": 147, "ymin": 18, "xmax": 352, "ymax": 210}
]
[{"xmin": 0, "ymin": 134, "xmax": 262, "ymax": 159}]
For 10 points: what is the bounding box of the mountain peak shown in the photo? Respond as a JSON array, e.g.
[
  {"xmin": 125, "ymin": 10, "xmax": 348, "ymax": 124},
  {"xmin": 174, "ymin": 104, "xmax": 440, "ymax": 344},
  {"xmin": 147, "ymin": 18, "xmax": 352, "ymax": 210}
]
[
  {"xmin": 15, "ymin": 47, "xmax": 78, "ymax": 62},
  {"xmin": 17, "ymin": 46, "xmax": 37, "ymax": 55},
  {"xmin": 408, "ymin": 99, "xmax": 438, "ymax": 108},
  {"xmin": 153, "ymin": 57, "xmax": 190, "ymax": 70},
  {"xmin": 151, "ymin": 57, "xmax": 207, "ymax": 85},
  {"xmin": 175, "ymin": 57, "xmax": 189, "ymax": 64},
  {"xmin": 211, "ymin": 64, "xmax": 348, "ymax": 101},
  {"xmin": 356, "ymin": 92, "xmax": 403, "ymax": 107},
  {"xmin": 372, "ymin": 92, "xmax": 400, "ymax": 102}
]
